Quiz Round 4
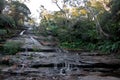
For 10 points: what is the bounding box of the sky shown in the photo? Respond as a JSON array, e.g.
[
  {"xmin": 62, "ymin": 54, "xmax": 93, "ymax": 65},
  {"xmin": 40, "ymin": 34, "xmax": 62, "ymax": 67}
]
[{"xmin": 25, "ymin": 0, "xmax": 61, "ymax": 22}]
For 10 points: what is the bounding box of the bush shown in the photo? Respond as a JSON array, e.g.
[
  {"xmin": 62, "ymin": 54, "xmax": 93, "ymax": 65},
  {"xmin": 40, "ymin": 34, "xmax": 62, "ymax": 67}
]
[
  {"xmin": 60, "ymin": 40, "xmax": 120, "ymax": 54},
  {"xmin": 0, "ymin": 14, "xmax": 16, "ymax": 29},
  {"xmin": 3, "ymin": 41, "xmax": 22, "ymax": 55},
  {"xmin": 97, "ymin": 41, "xmax": 120, "ymax": 53},
  {"xmin": 0, "ymin": 29, "xmax": 7, "ymax": 35}
]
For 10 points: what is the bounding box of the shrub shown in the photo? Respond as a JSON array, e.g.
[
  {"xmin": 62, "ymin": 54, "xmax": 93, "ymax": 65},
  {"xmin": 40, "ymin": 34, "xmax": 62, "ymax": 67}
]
[
  {"xmin": 0, "ymin": 14, "xmax": 16, "ymax": 29},
  {"xmin": 60, "ymin": 40, "xmax": 120, "ymax": 54},
  {"xmin": 97, "ymin": 41, "xmax": 120, "ymax": 53},
  {"xmin": 0, "ymin": 29, "xmax": 7, "ymax": 35},
  {"xmin": 3, "ymin": 41, "xmax": 22, "ymax": 55}
]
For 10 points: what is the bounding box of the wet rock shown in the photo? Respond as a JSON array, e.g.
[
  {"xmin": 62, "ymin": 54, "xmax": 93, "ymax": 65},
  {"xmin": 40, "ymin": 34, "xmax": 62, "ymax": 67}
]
[
  {"xmin": 80, "ymin": 55, "xmax": 120, "ymax": 66},
  {"xmin": 84, "ymin": 68, "xmax": 114, "ymax": 72},
  {"xmin": 0, "ymin": 56, "xmax": 12, "ymax": 65},
  {"xmin": 78, "ymin": 75, "xmax": 120, "ymax": 80},
  {"xmin": 80, "ymin": 52, "xmax": 103, "ymax": 56},
  {"xmin": 40, "ymin": 41, "xmax": 58, "ymax": 46},
  {"xmin": 1, "ymin": 27, "xmax": 120, "ymax": 80},
  {"xmin": 21, "ymin": 37, "xmax": 56, "ymax": 51}
]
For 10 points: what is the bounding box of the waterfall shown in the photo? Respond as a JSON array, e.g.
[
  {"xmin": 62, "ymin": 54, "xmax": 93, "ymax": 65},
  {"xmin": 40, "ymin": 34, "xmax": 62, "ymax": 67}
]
[
  {"xmin": 20, "ymin": 64, "xmax": 26, "ymax": 70},
  {"xmin": 20, "ymin": 30, "xmax": 25, "ymax": 35},
  {"xmin": 30, "ymin": 36, "xmax": 40, "ymax": 44},
  {"xmin": 60, "ymin": 68, "xmax": 66, "ymax": 75},
  {"xmin": 54, "ymin": 56, "xmax": 58, "ymax": 70},
  {"xmin": 54, "ymin": 63, "xmax": 58, "ymax": 70}
]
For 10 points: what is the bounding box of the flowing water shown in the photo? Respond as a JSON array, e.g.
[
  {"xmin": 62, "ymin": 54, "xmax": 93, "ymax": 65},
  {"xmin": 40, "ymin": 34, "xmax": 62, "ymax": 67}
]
[
  {"xmin": 19, "ymin": 30, "xmax": 25, "ymax": 36},
  {"xmin": 1, "ymin": 28, "xmax": 120, "ymax": 80}
]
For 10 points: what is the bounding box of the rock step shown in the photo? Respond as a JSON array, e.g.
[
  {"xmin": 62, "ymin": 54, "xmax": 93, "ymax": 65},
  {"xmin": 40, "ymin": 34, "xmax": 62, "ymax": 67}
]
[{"xmin": 20, "ymin": 48, "xmax": 56, "ymax": 52}]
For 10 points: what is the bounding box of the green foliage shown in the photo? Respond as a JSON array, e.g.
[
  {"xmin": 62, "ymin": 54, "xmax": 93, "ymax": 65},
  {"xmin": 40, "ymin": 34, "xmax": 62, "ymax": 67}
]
[
  {"xmin": 60, "ymin": 41, "xmax": 83, "ymax": 49},
  {"xmin": 11, "ymin": 1, "xmax": 31, "ymax": 16},
  {"xmin": 60, "ymin": 40, "xmax": 120, "ymax": 53},
  {"xmin": 0, "ymin": 14, "xmax": 16, "ymax": 28},
  {"xmin": 3, "ymin": 41, "xmax": 22, "ymax": 55},
  {"xmin": 97, "ymin": 0, "xmax": 120, "ymax": 46},
  {"xmin": 0, "ymin": 15, "xmax": 16, "ymax": 39},
  {"xmin": 0, "ymin": 29, "xmax": 7, "ymax": 35},
  {"xmin": 110, "ymin": 0, "xmax": 120, "ymax": 22},
  {"xmin": 98, "ymin": 41, "xmax": 120, "ymax": 53},
  {"xmin": 39, "ymin": 0, "xmax": 120, "ymax": 54},
  {"xmin": 0, "ymin": 0, "xmax": 5, "ymax": 13},
  {"xmin": 7, "ymin": 1, "xmax": 31, "ymax": 26}
]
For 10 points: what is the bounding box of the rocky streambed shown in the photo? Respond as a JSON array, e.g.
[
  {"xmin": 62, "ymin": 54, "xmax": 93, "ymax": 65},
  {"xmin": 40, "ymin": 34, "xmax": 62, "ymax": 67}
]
[
  {"xmin": 1, "ymin": 51, "xmax": 120, "ymax": 80},
  {"xmin": 0, "ymin": 29, "xmax": 120, "ymax": 80}
]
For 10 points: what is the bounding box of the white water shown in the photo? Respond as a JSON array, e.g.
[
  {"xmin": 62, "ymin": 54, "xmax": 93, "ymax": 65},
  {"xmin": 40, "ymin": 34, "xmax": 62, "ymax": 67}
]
[
  {"xmin": 60, "ymin": 68, "xmax": 66, "ymax": 75},
  {"xmin": 20, "ymin": 30, "xmax": 25, "ymax": 35},
  {"xmin": 30, "ymin": 36, "xmax": 42, "ymax": 46},
  {"xmin": 54, "ymin": 63, "xmax": 58, "ymax": 70},
  {"xmin": 20, "ymin": 64, "xmax": 26, "ymax": 70}
]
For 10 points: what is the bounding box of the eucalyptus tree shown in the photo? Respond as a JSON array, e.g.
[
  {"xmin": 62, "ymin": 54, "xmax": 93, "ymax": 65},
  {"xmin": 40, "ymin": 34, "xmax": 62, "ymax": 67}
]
[
  {"xmin": 64, "ymin": 0, "xmax": 111, "ymax": 38},
  {"xmin": 110, "ymin": 0, "xmax": 120, "ymax": 22},
  {"xmin": 52, "ymin": 0, "xmax": 72, "ymax": 28},
  {"xmin": 0, "ymin": 0, "xmax": 16, "ymax": 36},
  {"xmin": 101, "ymin": 0, "xmax": 120, "ymax": 39},
  {"xmin": 52, "ymin": 0, "xmax": 65, "ymax": 13},
  {"xmin": 84, "ymin": 0, "xmax": 109, "ymax": 37},
  {"xmin": 7, "ymin": 0, "xmax": 31, "ymax": 26},
  {"xmin": 0, "ymin": 0, "xmax": 5, "ymax": 14}
]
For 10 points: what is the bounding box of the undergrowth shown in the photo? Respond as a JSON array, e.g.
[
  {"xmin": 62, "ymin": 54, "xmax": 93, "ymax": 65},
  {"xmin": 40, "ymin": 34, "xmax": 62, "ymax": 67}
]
[
  {"xmin": 60, "ymin": 40, "xmax": 120, "ymax": 54},
  {"xmin": 3, "ymin": 41, "xmax": 22, "ymax": 55}
]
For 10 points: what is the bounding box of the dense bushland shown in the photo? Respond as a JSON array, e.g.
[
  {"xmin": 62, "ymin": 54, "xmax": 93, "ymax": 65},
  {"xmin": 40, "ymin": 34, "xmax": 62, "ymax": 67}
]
[{"xmin": 39, "ymin": 0, "xmax": 120, "ymax": 53}]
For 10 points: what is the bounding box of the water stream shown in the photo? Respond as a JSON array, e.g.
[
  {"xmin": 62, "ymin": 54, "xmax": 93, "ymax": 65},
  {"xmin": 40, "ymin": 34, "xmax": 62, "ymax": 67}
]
[
  {"xmin": 17, "ymin": 29, "xmax": 109, "ymax": 76},
  {"xmin": 2, "ymin": 27, "xmax": 119, "ymax": 80},
  {"xmin": 19, "ymin": 30, "xmax": 26, "ymax": 36},
  {"xmin": 30, "ymin": 36, "xmax": 42, "ymax": 46}
]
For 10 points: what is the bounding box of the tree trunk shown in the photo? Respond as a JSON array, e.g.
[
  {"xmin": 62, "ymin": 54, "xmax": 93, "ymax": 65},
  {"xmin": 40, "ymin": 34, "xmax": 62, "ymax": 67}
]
[{"xmin": 85, "ymin": 4, "xmax": 109, "ymax": 38}]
